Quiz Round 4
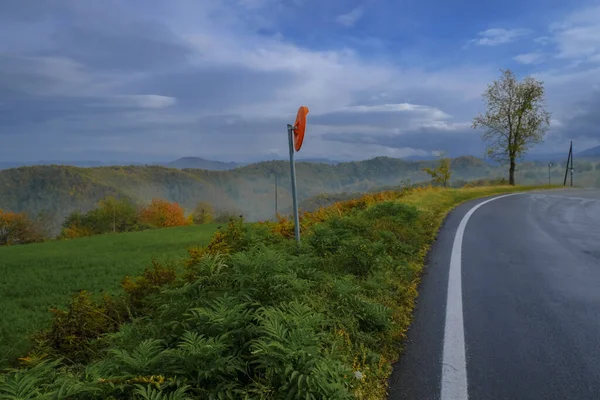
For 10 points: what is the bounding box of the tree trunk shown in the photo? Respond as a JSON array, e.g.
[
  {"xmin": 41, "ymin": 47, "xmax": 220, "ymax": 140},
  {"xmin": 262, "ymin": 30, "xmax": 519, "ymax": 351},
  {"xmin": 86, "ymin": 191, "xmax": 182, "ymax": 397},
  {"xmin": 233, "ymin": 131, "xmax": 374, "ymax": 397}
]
[{"xmin": 509, "ymin": 158, "xmax": 516, "ymax": 185}]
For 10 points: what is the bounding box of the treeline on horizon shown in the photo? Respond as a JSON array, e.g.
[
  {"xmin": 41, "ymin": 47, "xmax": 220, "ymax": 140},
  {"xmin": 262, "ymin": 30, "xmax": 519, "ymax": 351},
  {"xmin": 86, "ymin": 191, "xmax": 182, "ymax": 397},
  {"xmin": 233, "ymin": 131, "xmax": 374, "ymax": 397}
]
[{"xmin": 0, "ymin": 197, "xmax": 237, "ymax": 246}]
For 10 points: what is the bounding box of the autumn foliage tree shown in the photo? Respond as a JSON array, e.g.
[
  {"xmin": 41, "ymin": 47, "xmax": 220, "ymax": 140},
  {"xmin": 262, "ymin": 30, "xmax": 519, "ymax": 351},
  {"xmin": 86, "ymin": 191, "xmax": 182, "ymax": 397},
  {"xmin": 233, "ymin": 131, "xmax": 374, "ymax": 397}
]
[
  {"xmin": 0, "ymin": 209, "xmax": 46, "ymax": 246},
  {"xmin": 139, "ymin": 199, "xmax": 190, "ymax": 228}
]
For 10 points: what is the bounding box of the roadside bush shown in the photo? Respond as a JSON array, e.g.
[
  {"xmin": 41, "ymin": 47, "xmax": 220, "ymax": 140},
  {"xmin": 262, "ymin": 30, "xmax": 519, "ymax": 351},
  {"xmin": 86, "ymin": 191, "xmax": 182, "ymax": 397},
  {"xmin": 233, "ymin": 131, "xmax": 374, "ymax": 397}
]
[
  {"xmin": 453, "ymin": 177, "xmax": 508, "ymax": 187},
  {"xmin": 329, "ymin": 237, "xmax": 390, "ymax": 277},
  {"xmin": 185, "ymin": 216, "xmax": 279, "ymax": 269},
  {"xmin": 122, "ymin": 258, "xmax": 178, "ymax": 313}
]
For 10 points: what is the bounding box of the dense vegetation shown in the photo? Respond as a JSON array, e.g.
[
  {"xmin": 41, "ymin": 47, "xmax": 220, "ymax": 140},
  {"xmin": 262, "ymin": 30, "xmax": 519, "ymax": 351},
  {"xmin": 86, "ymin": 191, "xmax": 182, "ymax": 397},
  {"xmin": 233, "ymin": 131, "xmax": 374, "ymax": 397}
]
[
  {"xmin": 0, "ymin": 185, "xmax": 549, "ymax": 399},
  {"xmin": 0, "ymin": 224, "xmax": 220, "ymax": 366},
  {"xmin": 4, "ymin": 155, "xmax": 588, "ymax": 234}
]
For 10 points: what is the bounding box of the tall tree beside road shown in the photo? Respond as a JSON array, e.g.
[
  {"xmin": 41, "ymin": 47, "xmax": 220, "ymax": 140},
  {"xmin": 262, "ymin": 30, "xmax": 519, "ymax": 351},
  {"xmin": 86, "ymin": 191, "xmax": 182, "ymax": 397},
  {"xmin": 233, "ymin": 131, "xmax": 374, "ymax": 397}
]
[{"xmin": 473, "ymin": 69, "xmax": 551, "ymax": 185}]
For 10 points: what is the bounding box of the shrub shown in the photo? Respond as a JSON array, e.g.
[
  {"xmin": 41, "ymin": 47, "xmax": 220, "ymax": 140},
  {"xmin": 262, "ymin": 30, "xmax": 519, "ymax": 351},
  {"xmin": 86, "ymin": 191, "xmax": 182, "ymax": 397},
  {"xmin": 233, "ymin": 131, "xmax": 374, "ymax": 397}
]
[
  {"xmin": 0, "ymin": 209, "xmax": 46, "ymax": 246},
  {"xmin": 185, "ymin": 216, "xmax": 272, "ymax": 268},
  {"xmin": 329, "ymin": 237, "xmax": 390, "ymax": 277},
  {"xmin": 191, "ymin": 201, "xmax": 214, "ymax": 224},
  {"xmin": 122, "ymin": 258, "xmax": 178, "ymax": 312},
  {"xmin": 37, "ymin": 291, "xmax": 125, "ymax": 364},
  {"xmin": 139, "ymin": 199, "xmax": 190, "ymax": 228},
  {"xmin": 213, "ymin": 209, "xmax": 242, "ymax": 224}
]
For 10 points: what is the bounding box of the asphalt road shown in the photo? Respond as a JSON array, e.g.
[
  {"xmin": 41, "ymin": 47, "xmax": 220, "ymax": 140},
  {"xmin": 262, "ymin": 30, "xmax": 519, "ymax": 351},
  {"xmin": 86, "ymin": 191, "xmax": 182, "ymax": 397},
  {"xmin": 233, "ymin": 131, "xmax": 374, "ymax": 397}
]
[{"xmin": 388, "ymin": 188, "xmax": 600, "ymax": 400}]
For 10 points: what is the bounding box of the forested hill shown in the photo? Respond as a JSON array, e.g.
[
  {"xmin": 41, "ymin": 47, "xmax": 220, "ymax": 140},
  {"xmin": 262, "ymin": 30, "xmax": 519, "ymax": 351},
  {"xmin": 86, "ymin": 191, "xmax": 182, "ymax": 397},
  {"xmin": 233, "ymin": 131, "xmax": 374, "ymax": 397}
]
[{"xmin": 1, "ymin": 155, "xmax": 598, "ymax": 232}]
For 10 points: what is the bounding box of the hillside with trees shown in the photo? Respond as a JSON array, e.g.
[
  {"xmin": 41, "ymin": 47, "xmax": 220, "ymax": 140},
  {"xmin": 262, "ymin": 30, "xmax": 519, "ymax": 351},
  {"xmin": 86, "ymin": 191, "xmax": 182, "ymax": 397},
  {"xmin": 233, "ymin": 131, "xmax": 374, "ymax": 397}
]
[{"xmin": 1, "ymin": 156, "xmax": 598, "ymax": 234}]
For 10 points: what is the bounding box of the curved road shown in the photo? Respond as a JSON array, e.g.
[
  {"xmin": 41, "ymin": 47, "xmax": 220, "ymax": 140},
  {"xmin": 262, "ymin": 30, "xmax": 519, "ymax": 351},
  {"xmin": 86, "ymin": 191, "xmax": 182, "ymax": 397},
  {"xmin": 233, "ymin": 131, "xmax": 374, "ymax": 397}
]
[{"xmin": 388, "ymin": 189, "xmax": 600, "ymax": 400}]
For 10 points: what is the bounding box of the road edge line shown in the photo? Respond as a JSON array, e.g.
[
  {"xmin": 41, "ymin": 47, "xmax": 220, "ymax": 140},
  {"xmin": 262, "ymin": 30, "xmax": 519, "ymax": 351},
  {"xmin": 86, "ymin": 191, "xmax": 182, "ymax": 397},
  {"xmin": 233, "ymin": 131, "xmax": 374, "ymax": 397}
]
[{"xmin": 440, "ymin": 193, "xmax": 522, "ymax": 400}]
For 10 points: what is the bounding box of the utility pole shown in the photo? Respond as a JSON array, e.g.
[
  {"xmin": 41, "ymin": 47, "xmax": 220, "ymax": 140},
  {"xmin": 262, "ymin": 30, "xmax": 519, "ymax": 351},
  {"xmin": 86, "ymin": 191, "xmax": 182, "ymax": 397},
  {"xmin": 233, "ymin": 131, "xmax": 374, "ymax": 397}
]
[
  {"xmin": 570, "ymin": 142, "xmax": 574, "ymax": 187},
  {"xmin": 274, "ymin": 174, "xmax": 278, "ymax": 219},
  {"xmin": 548, "ymin": 162, "xmax": 553, "ymax": 185},
  {"xmin": 563, "ymin": 141, "xmax": 573, "ymax": 186},
  {"xmin": 113, "ymin": 201, "xmax": 116, "ymax": 233}
]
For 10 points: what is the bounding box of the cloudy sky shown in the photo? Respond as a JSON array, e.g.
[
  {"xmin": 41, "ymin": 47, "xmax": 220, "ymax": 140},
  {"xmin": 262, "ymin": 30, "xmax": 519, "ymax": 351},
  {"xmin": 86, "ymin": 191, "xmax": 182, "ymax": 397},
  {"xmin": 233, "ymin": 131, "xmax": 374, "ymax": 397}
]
[{"xmin": 1, "ymin": 0, "xmax": 599, "ymax": 163}]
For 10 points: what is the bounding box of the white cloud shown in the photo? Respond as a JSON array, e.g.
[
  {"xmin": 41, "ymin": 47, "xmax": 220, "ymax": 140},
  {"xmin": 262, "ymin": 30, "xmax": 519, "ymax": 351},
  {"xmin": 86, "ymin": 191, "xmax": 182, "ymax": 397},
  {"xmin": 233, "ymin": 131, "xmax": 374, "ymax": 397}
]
[
  {"xmin": 514, "ymin": 52, "xmax": 545, "ymax": 65},
  {"xmin": 550, "ymin": 119, "xmax": 562, "ymax": 127},
  {"xmin": 335, "ymin": 7, "xmax": 364, "ymax": 27},
  {"xmin": 93, "ymin": 95, "xmax": 177, "ymax": 109},
  {"xmin": 469, "ymin": 28, "xmax": 530, "ymax": 46},
  {"xmin": 549, "ymin": 6, "xmax": 600, "ymax": 62},
  {"xmin": 333, "ymin": 103, "xmax": 451, "ymax": 120}
]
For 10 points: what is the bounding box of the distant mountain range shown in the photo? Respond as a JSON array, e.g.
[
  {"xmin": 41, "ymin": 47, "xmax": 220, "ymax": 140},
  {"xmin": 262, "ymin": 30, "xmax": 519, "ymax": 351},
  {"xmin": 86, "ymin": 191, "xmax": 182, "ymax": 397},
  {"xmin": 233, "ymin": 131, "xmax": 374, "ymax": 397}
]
[
  {"xmin": 0, "ymin": 157, "xmax": 340, "ymax": 171},
  {"xmin": 579, "ymin": 145, "xmax": 600, "ymax": 159},
  {"xmin": 0, "ymin": 160, "xmax": 146, "ymax": 170},
  {"xmin": 2, "ymin": 145, "xmax": 598, "ymax": 172},
  {"xmin": 166, "ymin": 157, "xmax": 241, "ymax": 170}
]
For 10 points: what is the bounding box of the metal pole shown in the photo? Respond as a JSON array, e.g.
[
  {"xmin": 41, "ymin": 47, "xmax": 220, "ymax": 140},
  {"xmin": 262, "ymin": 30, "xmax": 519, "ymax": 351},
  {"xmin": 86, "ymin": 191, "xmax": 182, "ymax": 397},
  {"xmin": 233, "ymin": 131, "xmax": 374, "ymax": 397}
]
[
  {"xmin": 275, "ymin": 174, "xmax": 278, "ymax": 219},
  {"xmin": 287, "ymin": 124, "xmax": 300, "ymax": 244},
  {"xmin": 570, "ymin": 142, "xmax": 574, "ymax": 187},
  {"xmin": 563, "ymin": 143, "xmax": 572, "ymax": 186}
]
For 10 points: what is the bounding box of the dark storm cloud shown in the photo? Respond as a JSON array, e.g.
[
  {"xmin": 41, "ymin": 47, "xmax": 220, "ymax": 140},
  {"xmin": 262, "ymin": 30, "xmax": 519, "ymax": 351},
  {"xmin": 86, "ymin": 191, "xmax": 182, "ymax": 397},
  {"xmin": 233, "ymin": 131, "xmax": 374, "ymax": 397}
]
[{"xmin": 323, "ymin": 126, "xmax": 485, "ymax": 157}]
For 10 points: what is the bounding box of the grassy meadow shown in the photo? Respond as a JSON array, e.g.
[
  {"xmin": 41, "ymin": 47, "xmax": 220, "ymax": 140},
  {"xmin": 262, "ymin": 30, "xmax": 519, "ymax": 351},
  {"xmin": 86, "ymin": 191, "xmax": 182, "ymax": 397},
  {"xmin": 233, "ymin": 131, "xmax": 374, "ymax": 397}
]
[{"xmin": 0, "ymin": 223, "xmax": 219, "ymax": 366}]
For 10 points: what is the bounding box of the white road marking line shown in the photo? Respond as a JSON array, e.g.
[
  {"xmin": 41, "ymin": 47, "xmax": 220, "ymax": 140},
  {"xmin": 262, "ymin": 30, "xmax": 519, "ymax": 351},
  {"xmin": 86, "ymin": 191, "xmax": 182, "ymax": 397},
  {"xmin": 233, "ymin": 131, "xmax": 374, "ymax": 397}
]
[{"xmin": 441, "ymin": 193, "xmax": 522, "ymax": 400}]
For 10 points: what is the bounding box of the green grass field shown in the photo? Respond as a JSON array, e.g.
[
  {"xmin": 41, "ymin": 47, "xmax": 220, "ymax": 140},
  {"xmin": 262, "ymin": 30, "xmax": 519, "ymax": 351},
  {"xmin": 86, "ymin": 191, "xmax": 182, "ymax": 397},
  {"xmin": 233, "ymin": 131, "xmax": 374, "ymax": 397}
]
[{"xmin": 0, "ymin": 224, "xmax": 219, "ymax": 366}]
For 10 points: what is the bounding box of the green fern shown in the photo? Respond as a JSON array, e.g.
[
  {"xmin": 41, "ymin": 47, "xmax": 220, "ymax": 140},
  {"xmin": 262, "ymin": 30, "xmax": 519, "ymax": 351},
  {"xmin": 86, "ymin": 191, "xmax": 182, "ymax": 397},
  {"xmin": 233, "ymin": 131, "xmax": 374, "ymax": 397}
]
[
  {"xmin": 0, "ymin": 359, "xmax": 61, "ymax": 400},
  {"xmin": 133, "ymin": 384, "xmax": 191, "ymax": 400},
  {"xmin": 51, "ymin": 375, "xmax": 102, "ymax": 399},
  {"xmin": 185, "ymin": 294, "xmax": 253, "ymax": 338},
  {"xmin": 169, "ymin": 331, "xmax": 245, "ymax": 386},
  {"xmin": 108, "ymin": 339, "xmax": 168, "ymax": 375}
]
